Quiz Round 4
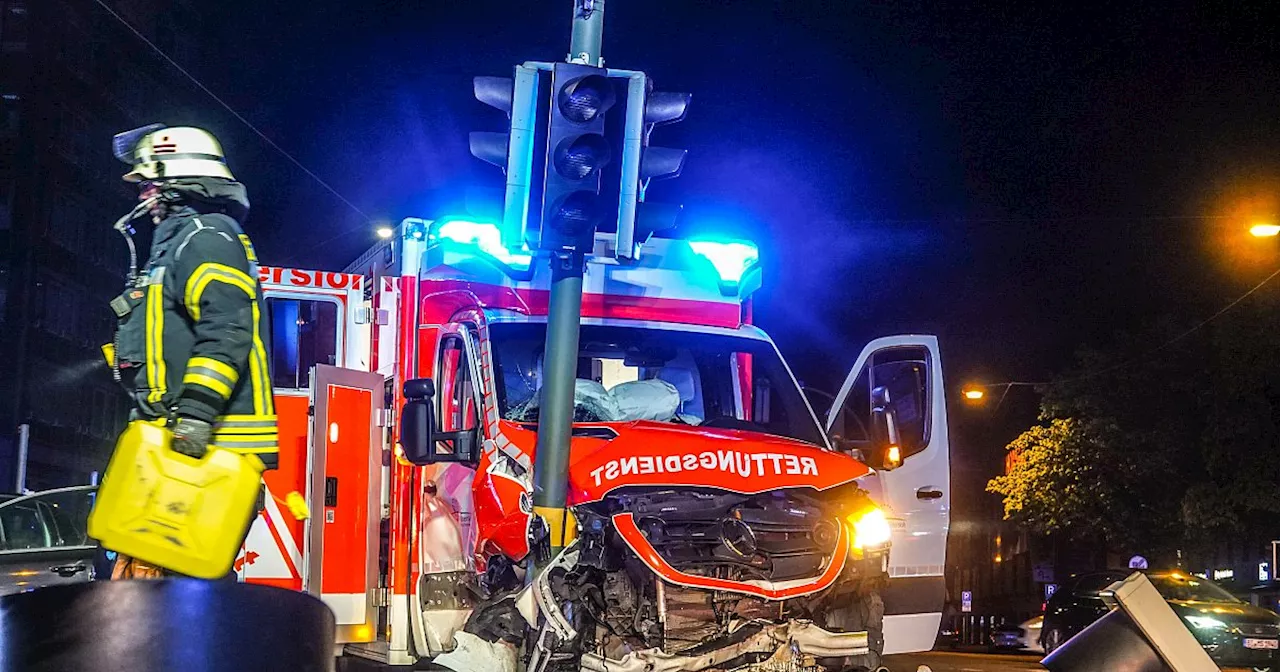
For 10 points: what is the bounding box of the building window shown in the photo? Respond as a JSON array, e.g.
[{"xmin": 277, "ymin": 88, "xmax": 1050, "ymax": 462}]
[{"xmin": 267, "ymin": 297, "xmax": 339, "ymax": 389}]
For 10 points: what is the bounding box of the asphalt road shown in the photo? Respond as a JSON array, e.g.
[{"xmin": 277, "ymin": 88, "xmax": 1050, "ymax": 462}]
[{"xmin": 884, "ymin": 650, "xmax": 1047, "ymax": 672}]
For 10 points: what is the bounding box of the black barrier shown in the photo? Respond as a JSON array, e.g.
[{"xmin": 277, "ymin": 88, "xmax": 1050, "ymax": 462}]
[
  {"xmin": 0, "ymin": 580, "xmax": 336, "ymax": 672},
  {"xmin": 1041, "ymin": 607, "xmax": 1173, "ymax": 672}
]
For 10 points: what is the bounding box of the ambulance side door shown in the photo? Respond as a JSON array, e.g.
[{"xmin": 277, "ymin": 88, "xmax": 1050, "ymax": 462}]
[{"xmin": 825, "ymin": 335, "xmax": 950, "ymax": 655}]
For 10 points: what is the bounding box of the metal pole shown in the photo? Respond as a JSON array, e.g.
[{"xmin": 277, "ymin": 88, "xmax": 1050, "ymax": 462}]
[
  {"xmin": 532, "ymin": 253, "xmax": 586, "ymax": 558},
  {"xmin": 568, "ymin": 0, "xmax": 605, "ymax": 66},
  {"xmin": 529, "ymin": 0, "xmax": 608, "ymax": 564},
  {"xmin": 15, "ymin": 423, "xmax": 29, "ymax": 492}
]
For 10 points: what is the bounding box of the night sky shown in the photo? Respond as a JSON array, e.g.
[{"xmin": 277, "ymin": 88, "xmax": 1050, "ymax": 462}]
[{"xmin": 179, "ymin": 0, "xmax": 1279, "ymax": 406}]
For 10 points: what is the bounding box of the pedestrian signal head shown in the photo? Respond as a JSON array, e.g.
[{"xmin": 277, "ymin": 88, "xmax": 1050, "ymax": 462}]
[{"xmin": 114, "ymin": 125, "xmax": 234, "ymax": 183}]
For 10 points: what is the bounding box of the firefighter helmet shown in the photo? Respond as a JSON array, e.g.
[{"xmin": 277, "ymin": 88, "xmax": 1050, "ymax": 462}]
[{"xmin": 113, "ymin": 124, "xmax": 234, "ymax": 182}]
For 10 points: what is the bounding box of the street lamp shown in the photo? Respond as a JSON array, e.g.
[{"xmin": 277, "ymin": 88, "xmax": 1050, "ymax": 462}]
[
  {"xmin": 961, "ymin": 381, "xmax": 1040, "ymax": 411},
  {"xmin": 1250, "ymin": 223, "xmax": 1280, "ymax": 238},
  {"xmin": 376, "ymin": 226, "xmax": 394, "ymax": 239}
]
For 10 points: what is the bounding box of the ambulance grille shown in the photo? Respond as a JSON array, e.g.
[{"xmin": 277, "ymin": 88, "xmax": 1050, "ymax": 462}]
[{"xmin": 620, "ymin": 490, "xmax": 839, "ymax": 583}]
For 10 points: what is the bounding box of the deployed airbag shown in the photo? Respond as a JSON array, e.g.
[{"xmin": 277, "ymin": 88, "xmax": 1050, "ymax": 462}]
[{"xmin": 610, "ymin": 379, "xmax": 680, "ymax": 422}]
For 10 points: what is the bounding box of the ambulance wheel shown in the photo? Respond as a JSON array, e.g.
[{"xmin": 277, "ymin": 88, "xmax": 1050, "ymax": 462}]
[{"xmin": 817, "ymin": 588, "xmax": 884, "ymax": 671}]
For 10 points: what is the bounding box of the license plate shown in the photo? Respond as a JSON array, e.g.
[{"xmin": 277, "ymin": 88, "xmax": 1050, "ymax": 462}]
[{"xmin": 1244, "ymin": 637, "xmax": 1278, "ymax": 650}]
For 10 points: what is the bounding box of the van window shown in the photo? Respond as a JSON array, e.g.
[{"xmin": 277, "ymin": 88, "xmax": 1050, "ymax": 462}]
[
  {"xmin": 830, "ymin": 346, "xmax": 931, "ymax": 459},
  {"xmin": 437, "ymin": 334, "xmax": 479, "ymax": 433},
  {"xmin": 267, "ymin": 297, "xmax": 339, "ymax": 389}
]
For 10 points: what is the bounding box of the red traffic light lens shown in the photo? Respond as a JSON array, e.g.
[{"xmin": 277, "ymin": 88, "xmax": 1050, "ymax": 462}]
[{"xmin": 558, "ymin": 75, "xmax": 615, "ymax": 124}]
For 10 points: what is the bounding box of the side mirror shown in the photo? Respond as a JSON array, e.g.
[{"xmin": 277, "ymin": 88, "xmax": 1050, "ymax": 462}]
[
  {"xmin": 399, "ymin": 378, "xmax": 479, "ymax": 466},
  {"xmin": 400, "ymin": 379, "xmax": 437, "ymax": 465},
  {"xmin": 870, "ymin": 385, "xmax": 902, "ymax": 470}
]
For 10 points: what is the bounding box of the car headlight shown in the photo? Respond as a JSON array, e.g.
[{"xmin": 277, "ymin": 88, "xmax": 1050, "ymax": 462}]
[
  {"xmin": 848, "ymin": 507, "xmax": 892, "ymax": 550},
  {"xmin": 1184, "ymin": 615, "xmax": 1228, "ymax": 630}
]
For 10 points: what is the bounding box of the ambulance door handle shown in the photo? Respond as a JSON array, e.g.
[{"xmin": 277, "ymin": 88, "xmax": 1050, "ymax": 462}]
[
  {"xmin": 916, "ymin": 487, "xmax": 943, "ymax": 500},
  {"xmin": 325, "ymin": 477, "xmax": 338, "ymax": 507},
  {"xmin": 50, "ymin": 564, "xmax": 87, "ymax": 577}
]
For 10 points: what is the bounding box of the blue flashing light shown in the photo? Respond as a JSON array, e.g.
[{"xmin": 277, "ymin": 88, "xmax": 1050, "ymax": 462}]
[
  {"xmin": 688, "ymin": 239, "xmax": 759, "ymax": 285},
  {"xmin": 432, "ymin": 218, "xmax": 533, "ymax": 271}
]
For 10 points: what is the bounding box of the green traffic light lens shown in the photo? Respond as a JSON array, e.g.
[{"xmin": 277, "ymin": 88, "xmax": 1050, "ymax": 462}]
[
  {"xmin": 550, "ymin": 191, "xmax": 602, "ymax": 234},
  {"xmin": 558, "ymin": 75, "xmax": 614, "ymax": 123},
  {"xmin": 553, "ymin": 134, "xmax": 611, "ymax": 180}
]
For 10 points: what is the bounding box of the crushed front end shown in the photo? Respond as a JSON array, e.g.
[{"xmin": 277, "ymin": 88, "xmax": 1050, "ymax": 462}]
[{"xmin": 526, "ymin": 483, "xmax": 890, "ymax": 672}]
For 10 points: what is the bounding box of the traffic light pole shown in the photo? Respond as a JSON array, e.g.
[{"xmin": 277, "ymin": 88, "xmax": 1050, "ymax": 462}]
[
  {"xmin": 532, "ymin": 253, "xmax": 586, "ymax": 559},
  {"xmin": 568, "ymin": 0, "xmax": 605, "ymax": 66},
  {"xmin": 531, "ymin": 0, "xmax": 606, "ymax": 560}
]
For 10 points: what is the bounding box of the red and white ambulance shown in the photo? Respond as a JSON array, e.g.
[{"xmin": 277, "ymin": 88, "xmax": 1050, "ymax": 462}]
[{"xmin": 246, "ymin": 217, "xmax": 951, "ymax": 671}]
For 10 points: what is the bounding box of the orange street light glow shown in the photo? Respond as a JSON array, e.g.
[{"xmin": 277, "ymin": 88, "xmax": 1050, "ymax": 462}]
[
  {"xmin": 963, "ymin": 388, "xmax": 985, "ymax": 401},
  {"xmin": 1250, "ymin": 223, "xmax": 1280, "ymax": 238}
]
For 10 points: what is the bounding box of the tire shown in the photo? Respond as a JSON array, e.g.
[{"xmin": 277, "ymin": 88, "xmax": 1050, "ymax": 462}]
[
  {"xmin": 1042, "ymin": 627, "xmax": 1065, "ymax": 654},
  {"xmin": 818, "ymin": 589, "xmax": 884, "ymax": 671}
]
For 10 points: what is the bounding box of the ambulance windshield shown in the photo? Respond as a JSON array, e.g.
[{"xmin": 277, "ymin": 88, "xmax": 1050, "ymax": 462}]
[{"xmin": 488, "ymin": 323, "xmax": 826, "ymax": 446}]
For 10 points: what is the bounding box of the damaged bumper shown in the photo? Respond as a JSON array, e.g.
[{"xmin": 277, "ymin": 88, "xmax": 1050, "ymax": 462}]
[{"xmin": 578, "ymin": 620, "xmax": 869, "ymax": 672}]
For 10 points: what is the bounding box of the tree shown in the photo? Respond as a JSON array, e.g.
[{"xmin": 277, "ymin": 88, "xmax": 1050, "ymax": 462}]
[
  {"xmin": 987, "ymin": 415, "xmax": 1177, "ymax": 551},
  {"xmin": 988, "ymin": 321, "xmax": 1205, "ymax": 554},
  {"xmin": 990, "ymin": 291, "xmax": 1280, "ymax": 560}
]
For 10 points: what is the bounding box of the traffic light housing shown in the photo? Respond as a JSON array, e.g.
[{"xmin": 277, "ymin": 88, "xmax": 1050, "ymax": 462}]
[
  {"xmin": 469, "ymin": 63, "xmax": 691, "ymax": 259},
  {"xmin": 538, "ymin": 63, "xmax": 617, "ymax": 253},
  {"xmin": 615, "ymin": 77, "xmax": 692, "ymax": 258},
  {"xmin": 469, "ymin": 66, "xmax": 540, "ymax": 250}
]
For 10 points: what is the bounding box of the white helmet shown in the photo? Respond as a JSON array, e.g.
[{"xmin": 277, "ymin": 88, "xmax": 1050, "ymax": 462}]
[{"xmin": 113, "ymin": 124, "xmax": 234, "ymax": 182}]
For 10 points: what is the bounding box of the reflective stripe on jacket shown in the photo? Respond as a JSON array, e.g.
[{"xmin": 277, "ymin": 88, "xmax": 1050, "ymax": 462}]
[{"xmin": 112, "ymin": 199, "xmax": 277, "ymax": 468}]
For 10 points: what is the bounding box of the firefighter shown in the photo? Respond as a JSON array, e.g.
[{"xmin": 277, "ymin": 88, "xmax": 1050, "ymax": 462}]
[{"xmin": 107, "ymin": 124, "xmax": 276, "ymax": 578}]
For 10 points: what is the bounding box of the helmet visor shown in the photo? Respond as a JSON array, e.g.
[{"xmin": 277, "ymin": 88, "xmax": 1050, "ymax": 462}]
[{"xmin": 112, "ymin": 123, "xmax": 166, "ymax": 163}]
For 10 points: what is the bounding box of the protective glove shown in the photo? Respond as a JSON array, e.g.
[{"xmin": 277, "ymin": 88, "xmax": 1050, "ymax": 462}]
[{"xmin": 171, "ymin": 417, "xmax": 213, "ymax": 459}]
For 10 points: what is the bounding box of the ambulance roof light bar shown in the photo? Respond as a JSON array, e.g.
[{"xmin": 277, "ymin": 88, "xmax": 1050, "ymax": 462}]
[
  {"xmin": 420, "ymin": 216, "xmax": 761, "ymax": 296},
  {"xmin": 429, "ymin": 217, "xmax": 533, "ymax": 272},
  {"xmin": 688, "ymin": 239, "xmax": 759, "ymax": 285}
]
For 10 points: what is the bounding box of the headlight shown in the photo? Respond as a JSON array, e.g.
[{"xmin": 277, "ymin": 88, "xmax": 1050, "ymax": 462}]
[
  {"xmin": 848, "ymin": 507, "xmax": 892, "ymax": 550},
  {"xmin": 1184, "ymin": 615, "xmax": 1228, "ymax": 630}
]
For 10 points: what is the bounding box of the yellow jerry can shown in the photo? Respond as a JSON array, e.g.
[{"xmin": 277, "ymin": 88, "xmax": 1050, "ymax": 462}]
[{"xmin": 88, "ymin": 419, "xmax": 264, "ymax": 579}]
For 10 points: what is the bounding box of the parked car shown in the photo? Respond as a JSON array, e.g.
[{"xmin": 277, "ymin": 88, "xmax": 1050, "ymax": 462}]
[
  {"xmin": 990, "ymin": 615, "xmax": 1043, "ymax": 653},
  {"xmin": 1017, "ymin": 615, "xmax": 1044, "ymax": 653},
  {"xmin": 0, "ymin": 486, "xmax": 99, "ymax": 595},
  {"xmin": 1042, "ymin": 569, "xmax": 1280, "ymax": 668}
]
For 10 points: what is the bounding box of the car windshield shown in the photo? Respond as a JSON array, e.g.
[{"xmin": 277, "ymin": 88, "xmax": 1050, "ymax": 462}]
[
  {"xmin": 488, "ymin": 322, "xmax": 826, "ymax": 446},
  {"xmin": 1149, "ymin": 574, "xmax": 1241, "ymax": 603}
]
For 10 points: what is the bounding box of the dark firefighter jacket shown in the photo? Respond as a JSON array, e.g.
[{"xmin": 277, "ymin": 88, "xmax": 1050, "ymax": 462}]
[{"xmin": 111, "ymin": 179, "xmax": 278, "ymax": 469}]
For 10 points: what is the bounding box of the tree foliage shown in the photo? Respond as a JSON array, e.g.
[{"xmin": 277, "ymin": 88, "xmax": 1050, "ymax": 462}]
[{"xmin": 988, "ymin": 293, "xmax": 1280, "ymax": 555}]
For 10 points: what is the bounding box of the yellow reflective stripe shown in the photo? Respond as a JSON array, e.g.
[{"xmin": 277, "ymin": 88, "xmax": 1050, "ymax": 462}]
[
  {"xmin": 182, "ymin": 262, "xmax": 271, "ymax": 414},
  {"xmin": 219, "ymin": 415, "xmax": 278, "ymax": 427},
  {"xmin": 213, "ymin": 426, "xmax": 278, "ymax": 435},
  {"xmin": 238, "ymin": 234, "xmax": 258, "ymax": 262},
  {"xmin": 145, "ymin": 281, "xmax": 166, "ymax": 404},
  {"xmin": 213, "ymin": 445, "xmax": 279, "ymax": 455},
  {"xmin": 189, "ymin": 356, "xmax": 238, "ymax": 385},
  {"xmin": 183, "ymin": 372, "xmax": 233, "ymax": 399},
  {"xmin": 214, "ymin": 434, "xmax": 278, "ymax": 443},
  {"xmin": 249, "ymin": 301, "xmax": 273, "ymax": 414},
  {"xmin": 184, "ymin": 263, "xmax": 256, "ymax": 321}
]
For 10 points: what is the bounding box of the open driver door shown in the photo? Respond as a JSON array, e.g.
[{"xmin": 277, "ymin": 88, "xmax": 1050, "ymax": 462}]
[{"xmin": 825, "ymin": 335, "xmax": 951, "ymax": 655}]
